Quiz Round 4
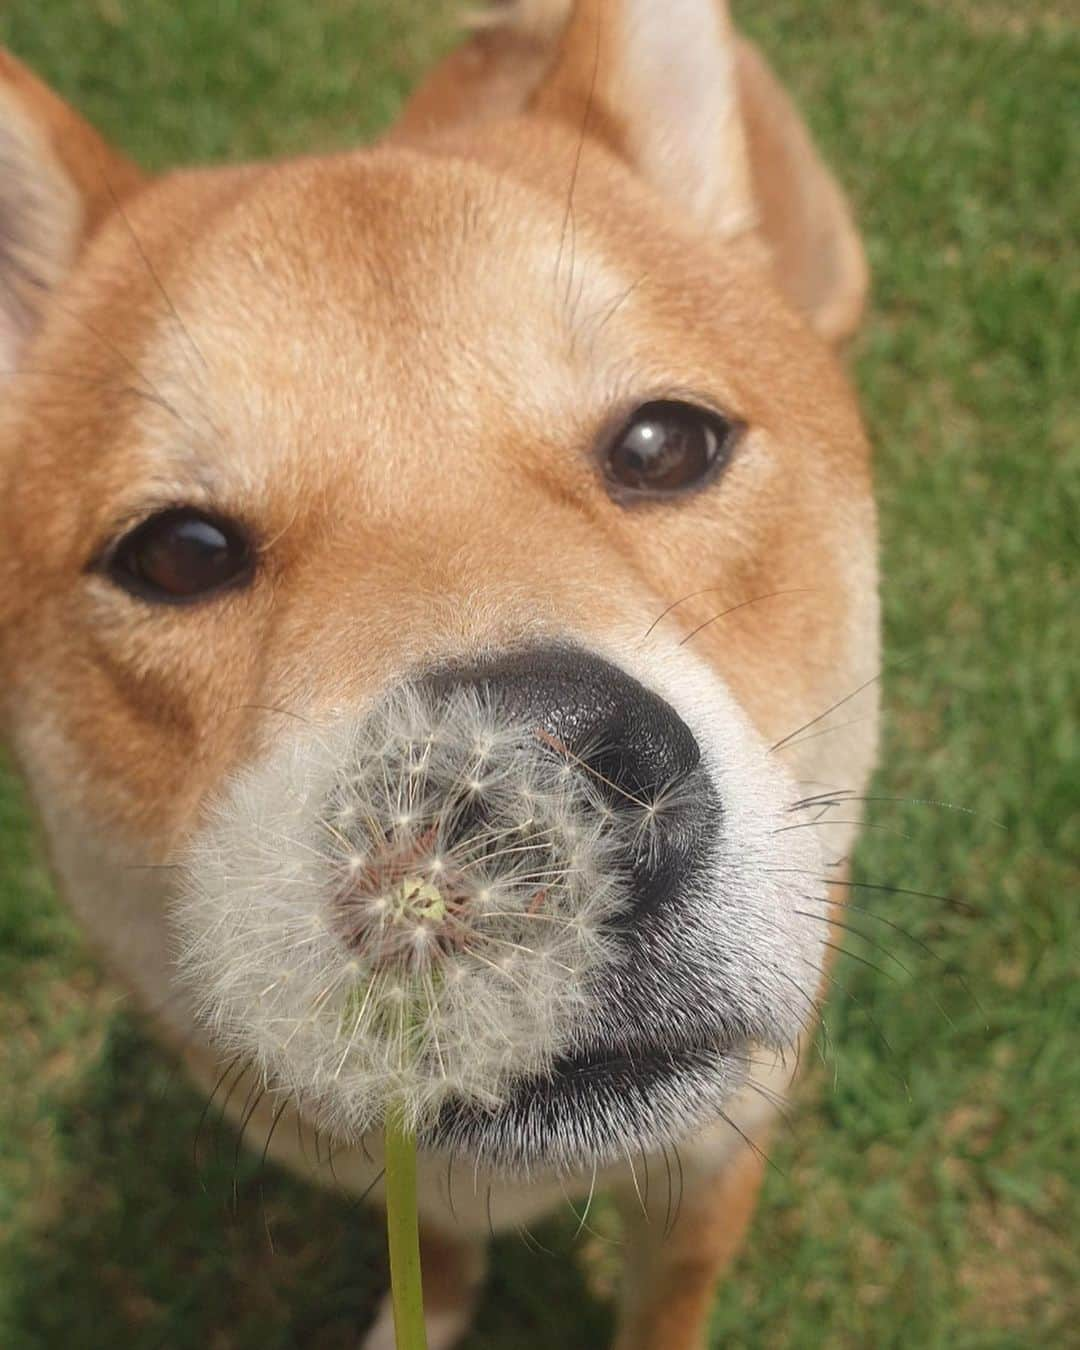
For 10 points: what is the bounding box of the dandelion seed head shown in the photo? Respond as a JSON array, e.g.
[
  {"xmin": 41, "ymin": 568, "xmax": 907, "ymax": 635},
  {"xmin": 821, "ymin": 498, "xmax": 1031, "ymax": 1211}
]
[{"xmin": 175, "ymin": 684, "xmax": 632, "ymax": 1139}]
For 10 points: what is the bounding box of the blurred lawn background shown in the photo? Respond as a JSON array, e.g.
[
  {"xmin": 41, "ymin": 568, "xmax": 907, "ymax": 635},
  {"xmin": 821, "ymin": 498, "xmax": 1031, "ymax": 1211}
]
[{"xmin": 0, "ymin": 1, "xmax": 1076, "ymax": 1346}]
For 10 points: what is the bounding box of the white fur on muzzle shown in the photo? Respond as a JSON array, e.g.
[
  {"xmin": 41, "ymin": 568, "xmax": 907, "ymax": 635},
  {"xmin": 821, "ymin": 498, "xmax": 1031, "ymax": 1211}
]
[{"xmin": 175, "ymin": 645, "xmax": 828, "ymax": 1176}]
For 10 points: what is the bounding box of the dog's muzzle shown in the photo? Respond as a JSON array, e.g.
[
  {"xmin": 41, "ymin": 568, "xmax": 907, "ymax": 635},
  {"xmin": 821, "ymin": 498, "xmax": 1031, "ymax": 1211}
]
[{"xmin": 176, "ymin": 641, "xmax": 824, "ymax": 1176}]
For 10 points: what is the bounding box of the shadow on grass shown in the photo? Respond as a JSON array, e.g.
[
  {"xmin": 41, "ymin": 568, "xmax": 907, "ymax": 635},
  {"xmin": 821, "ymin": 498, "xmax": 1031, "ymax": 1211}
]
[{"xmin": 7, "ymin": 1016, "xmax": 612, "ymax": 1350}]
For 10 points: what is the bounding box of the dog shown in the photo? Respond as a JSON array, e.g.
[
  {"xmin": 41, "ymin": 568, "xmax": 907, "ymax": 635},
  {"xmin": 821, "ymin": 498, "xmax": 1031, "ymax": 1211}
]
[{"xmin": 0, "ymin": 2, "xmax": 879, "ymax": 1346}]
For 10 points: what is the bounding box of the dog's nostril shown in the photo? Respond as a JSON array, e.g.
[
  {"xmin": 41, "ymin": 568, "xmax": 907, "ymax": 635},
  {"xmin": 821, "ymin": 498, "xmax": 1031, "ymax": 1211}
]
[{"xmin": 425, "ymin": 644, "xmax": 701, "ymax": 803}]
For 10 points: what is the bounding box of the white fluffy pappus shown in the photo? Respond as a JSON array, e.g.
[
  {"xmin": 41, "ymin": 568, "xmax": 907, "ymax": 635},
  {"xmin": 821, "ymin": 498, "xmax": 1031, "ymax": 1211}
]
[{"xmin": 175, "ymin": 684, "xmax": 633, "ymax": 1139}]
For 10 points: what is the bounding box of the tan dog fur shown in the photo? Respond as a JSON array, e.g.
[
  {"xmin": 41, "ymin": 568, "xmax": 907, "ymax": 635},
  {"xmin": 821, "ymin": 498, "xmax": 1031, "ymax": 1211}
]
[{"xmin": 0, "ymin": 3, "xmax": 879, "ymax": 1346}]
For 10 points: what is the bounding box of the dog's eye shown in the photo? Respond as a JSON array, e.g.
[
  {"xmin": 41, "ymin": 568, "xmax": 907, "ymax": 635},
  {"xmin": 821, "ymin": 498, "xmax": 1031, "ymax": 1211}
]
[
  {"xmin": 603, "ymin": 401, "xmax": 737, "ymax": 498},
  {"xmin": 107, "ymin": 508, "xmax": 253, "ymax": 603}
]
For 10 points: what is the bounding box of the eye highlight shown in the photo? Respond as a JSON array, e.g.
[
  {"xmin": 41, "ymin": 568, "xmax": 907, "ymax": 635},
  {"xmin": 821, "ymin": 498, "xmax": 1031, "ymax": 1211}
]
[
  {"xmin": 603, "ymin": 400, "xmax": 738, "ymax": 499},
  {"xmin": 105, "ymin": 508, "xmax": 253, "ymax": 604}
]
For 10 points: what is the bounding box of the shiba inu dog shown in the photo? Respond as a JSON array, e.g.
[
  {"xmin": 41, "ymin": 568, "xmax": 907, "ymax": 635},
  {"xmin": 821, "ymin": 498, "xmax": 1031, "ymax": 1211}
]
[{"xmin": 0, "ymin": 1, "xmax": 878, "ymax": 1345}]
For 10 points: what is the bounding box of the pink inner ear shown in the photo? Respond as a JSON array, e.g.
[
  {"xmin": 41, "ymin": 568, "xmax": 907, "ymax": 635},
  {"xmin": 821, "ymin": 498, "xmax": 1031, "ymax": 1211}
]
[
  {"xmin": 614, "ymin": 0, "xmax": 755, "ymax": 233},
  {"xmin": 0, "ymin": 114, "xmax": 78, "ymax": 365},
  {"xmin": 529, "ymin": 0, "xmax": 756, "ymax": 238},
  {"xmin": 0, "ymin": 55, "xmax": 143, "ymax": 369}
]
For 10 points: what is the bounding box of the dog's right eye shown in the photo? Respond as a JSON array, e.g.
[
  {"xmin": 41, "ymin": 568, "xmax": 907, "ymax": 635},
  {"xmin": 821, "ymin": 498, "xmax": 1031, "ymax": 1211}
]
[{"xmin": 106, "ymin": 508, "xmax": 253, "ymax": 604}]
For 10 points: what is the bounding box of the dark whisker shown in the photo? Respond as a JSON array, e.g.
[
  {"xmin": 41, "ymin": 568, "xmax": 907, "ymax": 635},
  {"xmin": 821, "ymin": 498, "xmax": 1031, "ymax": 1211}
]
[
  {"xmin": 639, "ymin": 586, "xmax": 813, "ymax": 644},
  {"xmin": 819, "ymin": 937, "xmax": 897, "ymax": 985},
  {"xmin": 835, "ymin": 900, "xmax": 962, "ymax": 968},
  {"xmin": 256, "ymin": 1094, "xmax": 292, "ymax": 1252},
  {"xmin": 788, "ymin": 791, "xmax": 1007, "ymax": 828},
  {"xmin": 769, "ymin": 871, "xmax": 979, "ymax": 916},
  {"xmin": 660, "ymin": 1140, "xmax": 674, "ymax": 1238},
  {"xmin": 326, "ymin": 1136, "xmax": 343, "ymax": 1190},
  {"xmin": 446, "ymin": 1156, "xmax": 457, "ymax": 1222},
  {"xmin": 554, "ymin": 2, "xmax": 602, "ymax": 308},
  {"xmin": 743, "ymin": 1076, "xmax": 796, "ymax": 1128},
  {"xmin": 789, "ymin": 787, "xmax": 860, "ymax": 810},
  {"xmin": 806, "ymin": 958, "xmax": 907, "ymax": 1092},
  {"xmin": 11, "ymin": 291, "xmax": 197, "ymax": 434},
  {"xmin": 517, "ymin": 1223, "xmax": 557, "ymax": 1257},
  {"xmin": 669, "ymin": 1142, "xmax": 685, "ymax": 1236},
  {"xmin": 796, "ymin": 908, "xmax": 921, "ymax": 984},
  {"xmin": 585, "ymin": 273, "xmax": 650, "ymax": 350},
  {"xmin": 772, "ymin": 714, "xmax": 876, "ymax": 753},
  {"xmin": 235, "ymin": 701, "xmax": 318, "ymax": 727},
  {"xmin": 100, "ymin": 166, "xmax": 209, "ymax": 374},
  {"xmin": 257, "ymin": 1093, "xmax": 291, "ymax": 1178},
  {"xmin": 717, "ymin": 1109, "xmax": 784, "ymax": 1181},
  {"xmin": 215, "ymin": 1056, "xmax": 254, "ymax": 1162},
  {"xmin": 770, "ymin": 657, "xmax": 914, "ymax": 753},
  {"xmin": 775, "ymin": 818, "xmax": 913, "ymax": 840},
  {"xmin": 346, "ymin": 1166, "xmax": 386, "ymax": 1214},
  {"xmin": 233, "ymin": 1081, "xmax": 268, "ymax": 1212},
  {"xmin": 802, "ymin": 906, "xmax": 966, "ymax": 1032},
  {"xmin": 774, "ymin": 967, "xmax": 832, "ymax": 1064},
  {"xmin": 824, "ymin": 899, "xmax": 987, "ymax": 1023},
  {"xmin": 3, "ymin": 366, "xmax": 189, "ymax": 423},
  {"xmin": 677, "ymin": 588, "xmax": 814, "ymax": 648},
  {"xmin": 641, "ymin": 586, "xmax": 729, "ymax": 641},
  {"xmin": 193, "ymin": 1052, "xmax": 243, "ymax": 1184}
]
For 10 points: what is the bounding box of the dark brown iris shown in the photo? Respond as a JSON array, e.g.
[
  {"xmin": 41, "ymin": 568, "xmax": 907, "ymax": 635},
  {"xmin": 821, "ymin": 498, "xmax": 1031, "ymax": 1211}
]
[
  {"xmin": 604, "ymin": 400, "xmax": 736, "ymax": 498},
  {"xmin": 108, "ymin": 508, "xmax": 253, "ymax": 603}
]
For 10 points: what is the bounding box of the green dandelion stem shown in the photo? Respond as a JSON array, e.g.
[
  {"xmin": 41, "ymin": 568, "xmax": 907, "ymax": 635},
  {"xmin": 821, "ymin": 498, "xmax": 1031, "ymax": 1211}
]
[{"xmin": 384, "ymin": 1110, "xmax": 427, "ymax": 1350}]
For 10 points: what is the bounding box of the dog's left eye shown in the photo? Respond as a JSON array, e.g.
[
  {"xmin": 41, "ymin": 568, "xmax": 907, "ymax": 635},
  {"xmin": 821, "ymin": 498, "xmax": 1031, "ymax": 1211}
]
[
  {"xmin": 106, "ymin": 508, "xmax": 253, "ymax": 604},
  {"xmin": 603, "ymin": 400, "xmax": 738, "ymax": 499}
]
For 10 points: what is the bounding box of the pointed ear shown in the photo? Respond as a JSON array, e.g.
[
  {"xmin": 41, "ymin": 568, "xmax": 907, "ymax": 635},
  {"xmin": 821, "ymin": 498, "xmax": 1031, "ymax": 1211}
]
[
  {"xmin": 514, "ymin": 0, "xmax": 867, "ymax": 341},
  {"xmin": 735, "ymin": 36, "xmax": 868, "ymax": 343},
  {"xmin": 531, "ymin": 0, "xmax": 756, "ymax": 237},
  {"xmin": 0, "ymin": 49, "xmax": 143, "ymax": 369}
]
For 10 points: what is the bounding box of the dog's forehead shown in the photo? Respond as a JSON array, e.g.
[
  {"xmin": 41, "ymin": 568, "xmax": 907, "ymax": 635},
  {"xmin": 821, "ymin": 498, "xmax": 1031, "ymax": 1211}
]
[
  {"xmin": 53, "ymin": 150, "xmax": 600, "ymax": 513},
  {"xmin": 125, "ymin": 144, "xmax": 765, "ymax": 495},
  {"xmin": 180, "ymin": 148, "xmax": 642, "ymax": 414}
]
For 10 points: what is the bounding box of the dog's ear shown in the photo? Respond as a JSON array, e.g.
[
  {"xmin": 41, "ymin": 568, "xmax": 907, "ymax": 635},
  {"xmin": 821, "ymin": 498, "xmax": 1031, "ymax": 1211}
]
[
  {"xmin": 532, "ymin": 0, "xmax": 757, "ymax": 238},
  {"xmin": 526, "ymin": 0, "xmax": 867, "ymax": 342},
  {"xmin": 0, "ymin": 49, "xmax": 143, "ymax": 370},
  {"xmin": 735, "ymin": 36, "xmax": 868, "ymax": 344}
]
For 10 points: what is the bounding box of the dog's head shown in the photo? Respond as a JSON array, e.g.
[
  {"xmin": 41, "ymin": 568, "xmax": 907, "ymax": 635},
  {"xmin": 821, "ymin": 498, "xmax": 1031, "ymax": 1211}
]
[{"xmin": 0, "ymin": 1, "xmax": 878, "ymax": 1174}]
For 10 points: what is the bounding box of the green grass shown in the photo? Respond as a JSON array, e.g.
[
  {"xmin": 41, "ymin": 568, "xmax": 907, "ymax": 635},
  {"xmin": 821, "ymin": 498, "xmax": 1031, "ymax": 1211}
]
[{"xmin": 0, "ymin": 1, "xmax": 1076, "ymax": 1346}]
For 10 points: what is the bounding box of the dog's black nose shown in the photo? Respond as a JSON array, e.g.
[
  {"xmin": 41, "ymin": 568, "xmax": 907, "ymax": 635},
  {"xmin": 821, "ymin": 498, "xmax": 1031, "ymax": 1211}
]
[
  {"xmin": 425, "ymin": 645, "xmax": 717, "ymax": 915},
  {"xmin": 429, "ymin": 645, "xmax": 699, "ymax": 794}
]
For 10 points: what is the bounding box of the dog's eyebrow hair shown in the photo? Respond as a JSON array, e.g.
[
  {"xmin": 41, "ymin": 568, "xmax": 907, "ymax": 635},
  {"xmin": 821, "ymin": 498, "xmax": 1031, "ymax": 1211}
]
[
  {"xmin": 3, "ymin": 365, "xmax": 183, "ymax": 425},
  {"xmin": 99, "ymin": 163, "xmax": 210, "ymax": 379},
  {"xmin": 585, "ymin": 274, "xmax": 650, "ymax": 335},
  {"xmin": 573, "ymin": 272, "xmax": 652, "ymax": 363},
  {"xmin": 12, "ymin": 277, "xmax": 199, "ymax": 437},
  {"xmin": 553, "ymin": 2, "xmax": 604, "ymax": 314}
]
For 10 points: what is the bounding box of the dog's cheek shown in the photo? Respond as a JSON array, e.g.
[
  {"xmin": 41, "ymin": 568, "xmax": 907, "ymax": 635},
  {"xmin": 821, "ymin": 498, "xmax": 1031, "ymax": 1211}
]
[{"xmin": 4, "ymin": 606, "xmax": 254, "ymax": 846}]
